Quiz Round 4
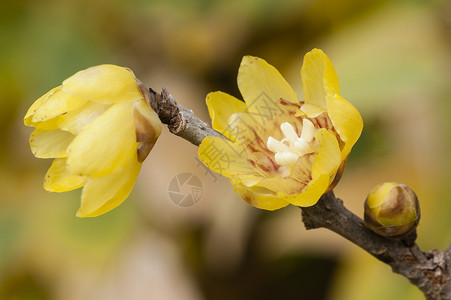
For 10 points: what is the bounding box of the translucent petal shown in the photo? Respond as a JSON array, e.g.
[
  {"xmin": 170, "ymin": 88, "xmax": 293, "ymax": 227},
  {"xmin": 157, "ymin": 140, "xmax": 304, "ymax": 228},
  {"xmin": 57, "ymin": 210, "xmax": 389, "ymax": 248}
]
[
  {"xmin": 289, "ymin": 152, "xmax": 316, "ymax": 184},
  {"xmin": 311, "ymin": 129, "xmax": 342, "ymax": 179},
  {"xmin": 67, "ymin": 102, "xmax": 138, "ymax": 177},
  {"xmin": 280, "ymin": 174, "xmax": 330, "ymax": 207},
  {"xmin": 238, "ymin": 56, "xmax": 298, "ymax": 114},
  {"xmin": 29, "ymin": 129, "xmax": 75, "ymax": 158},
  {"xmin": 132, "ymin": 99, "xmax": 162, "ymax": 163},
  {"xmin": 238, "ymin": 174, "xmax": 264, "ymax": 187},
  {"xmin": 301, "ymin": 49, "xmax": 340, "ymax": 110},
  {"xmin": 24, "ymin": 86, "xmax": 61, "ymax": 126},
  {"xmin": 232, "ymin": 182, "xmax": 289, "ymax": 211},
  {"xmin": 58, "ymin": 101, "xmax": 111, "ymax": 134},
  {"xmin": 62, "ymin": 65, "xmax": 143, "ymax": 103},
  {"xmin": 44, "ymin": 158, "xmax": 84, "ymax": 192},
  {"xmin": 255, "ymin": 176, "xmax": 306, "ymax": 195},
  {"xmin": 227, "ymin": 111, "xmax": 291, "ymax": 148},
  {"xmin": 327, "ymin": 95, "xmax": 363, "ymax": 160},
  {"xmin": 226, "ymin": 111, "xmax": 300, "ymax": 178},
  {"xmin": 32, "ymin": 90, "xmax": 87, "ymax": 123},
  {"xmin": 198, "ymin": 136, "xmax": 255, "ymax": 180},
  {"xmin": 206, "ymin": 91, "xmax": 247, "ymax": 140},
  {"xmin": 76, "ymin": 160, "xmax": 141, "ymax": 217},
  {"xmin": 299, "ymin": 104, "xmax": 326, "ymax": 118}
]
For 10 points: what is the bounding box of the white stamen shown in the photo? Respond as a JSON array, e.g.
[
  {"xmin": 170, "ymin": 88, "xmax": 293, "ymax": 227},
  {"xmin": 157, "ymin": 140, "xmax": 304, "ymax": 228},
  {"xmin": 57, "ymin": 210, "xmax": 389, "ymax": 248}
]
[
  {"xmin": 294, "ymin": 138, "xmax": 309, "ymax": 154},
  {"xmin": 266, "ymin": 120, "xmax": 317, "ymax": 168},
  {"xmin": 275, "ymin": 152, "xmax": 298, "ymax": 166},
  {"xmin": 280, "ymin": 122, "xmax": 299, "ymax": 143},
  {"xmin": 300, "ymin": 119, "xmax": 315, "ymax": 142},
  {"xmin": 267, "ymin": 137, "xmax": 289, "ymax": 153}
]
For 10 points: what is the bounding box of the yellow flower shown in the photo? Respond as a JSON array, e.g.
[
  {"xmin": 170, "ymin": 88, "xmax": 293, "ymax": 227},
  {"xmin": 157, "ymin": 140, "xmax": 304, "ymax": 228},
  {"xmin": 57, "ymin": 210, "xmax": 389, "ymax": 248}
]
[
  {"xmin": 24, "ymin": 65, "xmax": 162, "ymax": 217},
  {"xmin": 364, "ymin": 182, "xmax": 420, "ymax": 237},
  {"xmin": 198, "ymin": 49, "xmax": 363, "ymax": 210}
]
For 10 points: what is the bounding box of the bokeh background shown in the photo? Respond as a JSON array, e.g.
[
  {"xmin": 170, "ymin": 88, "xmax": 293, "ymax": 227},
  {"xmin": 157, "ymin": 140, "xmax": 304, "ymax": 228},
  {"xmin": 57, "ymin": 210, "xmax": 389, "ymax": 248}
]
[{"xmin": 1, "ymin": 0, "xmax": 451, "ymax": 299}]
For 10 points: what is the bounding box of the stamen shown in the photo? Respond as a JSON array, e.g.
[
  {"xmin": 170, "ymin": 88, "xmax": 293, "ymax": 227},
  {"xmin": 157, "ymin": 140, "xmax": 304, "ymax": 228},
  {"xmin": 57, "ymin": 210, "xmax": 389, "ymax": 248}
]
[
  {"xmin": 300, "ymin": 119, "xmax": 315, "ymax": 142},
  {"xmin": 280, "ymin": 122, "xmax": 299, "ymax": 143},
  {"xmin": 266, "ymin": 120, "xmax": 316, "ymax": 168},
  {"xmin": 275, "ymin": 152, "xmax": 298, "ymax": 166},
  {"xmin": 294, "ymin": 138, "xmax": 309, "ymax": 154},
  {"xmin": 267, "ymin": 137, "xmax": 289, "ymax": 153}
]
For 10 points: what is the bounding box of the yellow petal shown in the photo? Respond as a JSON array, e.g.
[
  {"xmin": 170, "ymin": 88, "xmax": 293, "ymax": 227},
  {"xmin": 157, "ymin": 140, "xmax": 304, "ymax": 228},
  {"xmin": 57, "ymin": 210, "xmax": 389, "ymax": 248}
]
[
  {"xmin": 132, "ymin": 99, "xmax": 162, "ymax": 163},
  {"xmin": 29, "ymin": 118, "xmax": 60, "ymax": 131},
  {"xmin": 29, "ymin": 129, "xmax": 75, "ymax": 158},
  {"xmin": 226, "ymin": 110, "xmax": 294, "ymax": 148},
  {"xmin": 280, "ymin": 174, "xmax": 330, "ymax": 207},
  {"xmin": 367, "ymin": 182, "xmax": 399, "ymax": 209},
  {"xmin": 225, "ymin": 111, "xmax": 303, "ymax": 179},
  {"xmin": 256, "ymin": 176, "xmax": 306, "ymax": 195},
  {"xmin": 299, "ymin": 103, "xmax": 326, "ymax": 118},
  {"xmin": 206, "ymin": 91, "xmax": 247, "ymax": 140},
  {"xmin": 198, "ymin": 136, "xmax": 255, "ymax": 179},
  {"xmin": 238, "ymin": 56, "xmax": 298, "ymax": 114},
  {"xmin": 290, "ymin": 152, "xmax": 316, "ymax": 183},
  {"xmin": 76, "ymin": 160, "xmax": 141, "ymax": 217},
  {"xmin": 67, "ymin": 102, "xmax": 138, "ymax": 177},
  {"xmin": 24, "ymin": 86, "xmax": 61, "ymax": 126},
  {"xmin": 32, "ymin": 90, "xmax": 87, "ymax": 123},
  {"xmin": 227, "ymin": 112, "xmax": 268, "ymax": 144},
  {"xmin": 327, "ymin": 95, "xmax": 363, "ymax": 160},
  {"xmin": 44, "ymin": 158, "xmax": 84, "ymax": 192},
  {"xmin": 301, "ymin": 49, "xmax": 340, "ymax": 110},
  {"xmin": 62, "ymin": 65, "xmax": 143, "ymax": 103},
  {"xmin": 257, "ymin": 153, "xmax": 316, "ymax": 195},
  {"xmin": 232, "ymin": 182, "xmax": 289, "ymax": 210},
  {"xmin": 238, "ymin": 174, "xmax": 264, "ymax": 187},
  {"xmin": 311, "ymin": 128, "xmax": 342, "ymax": 179},
  {"xmin": 58, "ymin": 100, "xmax": 111, "ymax": 134}
]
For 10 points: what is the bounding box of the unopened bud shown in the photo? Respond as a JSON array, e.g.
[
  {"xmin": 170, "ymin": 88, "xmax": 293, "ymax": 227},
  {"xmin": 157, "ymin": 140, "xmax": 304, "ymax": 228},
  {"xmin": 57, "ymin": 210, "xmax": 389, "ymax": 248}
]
[{"xmin": 364, "ymin": 182, "xmax": 420, "ymax": 238}]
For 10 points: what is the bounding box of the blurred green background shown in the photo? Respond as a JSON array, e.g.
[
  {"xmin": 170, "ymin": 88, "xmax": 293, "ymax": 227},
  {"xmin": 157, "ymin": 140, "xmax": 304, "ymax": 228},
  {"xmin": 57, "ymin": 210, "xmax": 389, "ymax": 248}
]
[{"xmin": 1, "ymin": 0, "xmax": 451, "ymax": 299}]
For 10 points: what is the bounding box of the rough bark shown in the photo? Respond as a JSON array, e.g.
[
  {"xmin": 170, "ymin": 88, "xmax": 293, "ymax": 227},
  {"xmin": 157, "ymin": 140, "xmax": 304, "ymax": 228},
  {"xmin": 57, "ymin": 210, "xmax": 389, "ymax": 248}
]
[{"xmin": 149, "ymin": 87, "xmax": 223, "ymax": 146}]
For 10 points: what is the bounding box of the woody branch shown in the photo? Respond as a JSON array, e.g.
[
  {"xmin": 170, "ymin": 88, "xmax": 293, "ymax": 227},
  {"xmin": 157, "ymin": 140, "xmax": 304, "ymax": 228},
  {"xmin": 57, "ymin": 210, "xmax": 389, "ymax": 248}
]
[{"xmin": 148, "ymin": 87, "xmax": 451, "ymax": 300}]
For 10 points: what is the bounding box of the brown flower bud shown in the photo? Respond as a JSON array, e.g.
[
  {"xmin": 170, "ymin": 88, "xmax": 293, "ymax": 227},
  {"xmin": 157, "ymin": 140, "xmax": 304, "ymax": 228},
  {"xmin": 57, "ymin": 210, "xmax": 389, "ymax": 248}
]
[{"xmin": 364, "ymin": 182, "xmax": 420, "ymax": 238}]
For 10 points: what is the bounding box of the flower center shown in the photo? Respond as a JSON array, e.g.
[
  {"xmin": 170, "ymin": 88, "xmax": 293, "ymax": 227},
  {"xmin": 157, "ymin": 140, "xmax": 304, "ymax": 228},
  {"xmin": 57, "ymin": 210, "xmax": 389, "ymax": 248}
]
[{"xmin": 267, "ymin": 119, "xmax": 315, "ymax": 167}]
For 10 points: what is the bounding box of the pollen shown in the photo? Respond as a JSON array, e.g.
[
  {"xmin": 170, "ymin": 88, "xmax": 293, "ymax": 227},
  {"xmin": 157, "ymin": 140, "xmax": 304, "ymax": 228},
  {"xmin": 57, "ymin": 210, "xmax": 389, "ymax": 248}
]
[{"xmin": 267, "ymin": 119, "xmax": 315, "ymax": 167}]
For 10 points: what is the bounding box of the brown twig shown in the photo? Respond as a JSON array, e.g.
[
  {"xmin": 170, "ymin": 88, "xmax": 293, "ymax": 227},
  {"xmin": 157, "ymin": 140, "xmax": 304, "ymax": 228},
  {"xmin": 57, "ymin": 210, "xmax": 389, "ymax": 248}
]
[
  {"xmin": 302, "ymin": 191, "xmax": 451, "ymax": 299},
  {"xmin": 149, "ymin": 87, "xmax": 223, "ymax": 145},
  {"xmin": 149, "ymin": 87, "xmax": 451, "ymax": 299}
]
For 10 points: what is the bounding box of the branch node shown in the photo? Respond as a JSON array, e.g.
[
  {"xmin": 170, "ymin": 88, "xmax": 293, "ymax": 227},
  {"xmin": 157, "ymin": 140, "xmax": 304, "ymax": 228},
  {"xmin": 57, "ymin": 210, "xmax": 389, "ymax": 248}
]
[
  {"xmin": 168, "ymin": 113, "xmax": 186, "ymax": 134},
  {"xmin": 371, "ymin": 246, "xmax": 388, "ymax": 256},
  {"xmin": 153, "ymin": 87, "xmax": 180, "ymax": 125}
]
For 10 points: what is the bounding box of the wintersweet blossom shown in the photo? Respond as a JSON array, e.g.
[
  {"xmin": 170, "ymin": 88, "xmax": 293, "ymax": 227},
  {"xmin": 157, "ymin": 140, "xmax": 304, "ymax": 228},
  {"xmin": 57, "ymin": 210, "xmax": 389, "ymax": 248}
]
[
  {"xmin": 24, "ymin": 65, "xmax": 162, "ymax": 217},
  {"xmin": 198, "ymin": 49, "xmax": 363, "ymax": 210},
  {"xmin": 364, "ymin": 182, "xmax": 420, "ymax": 237}
]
